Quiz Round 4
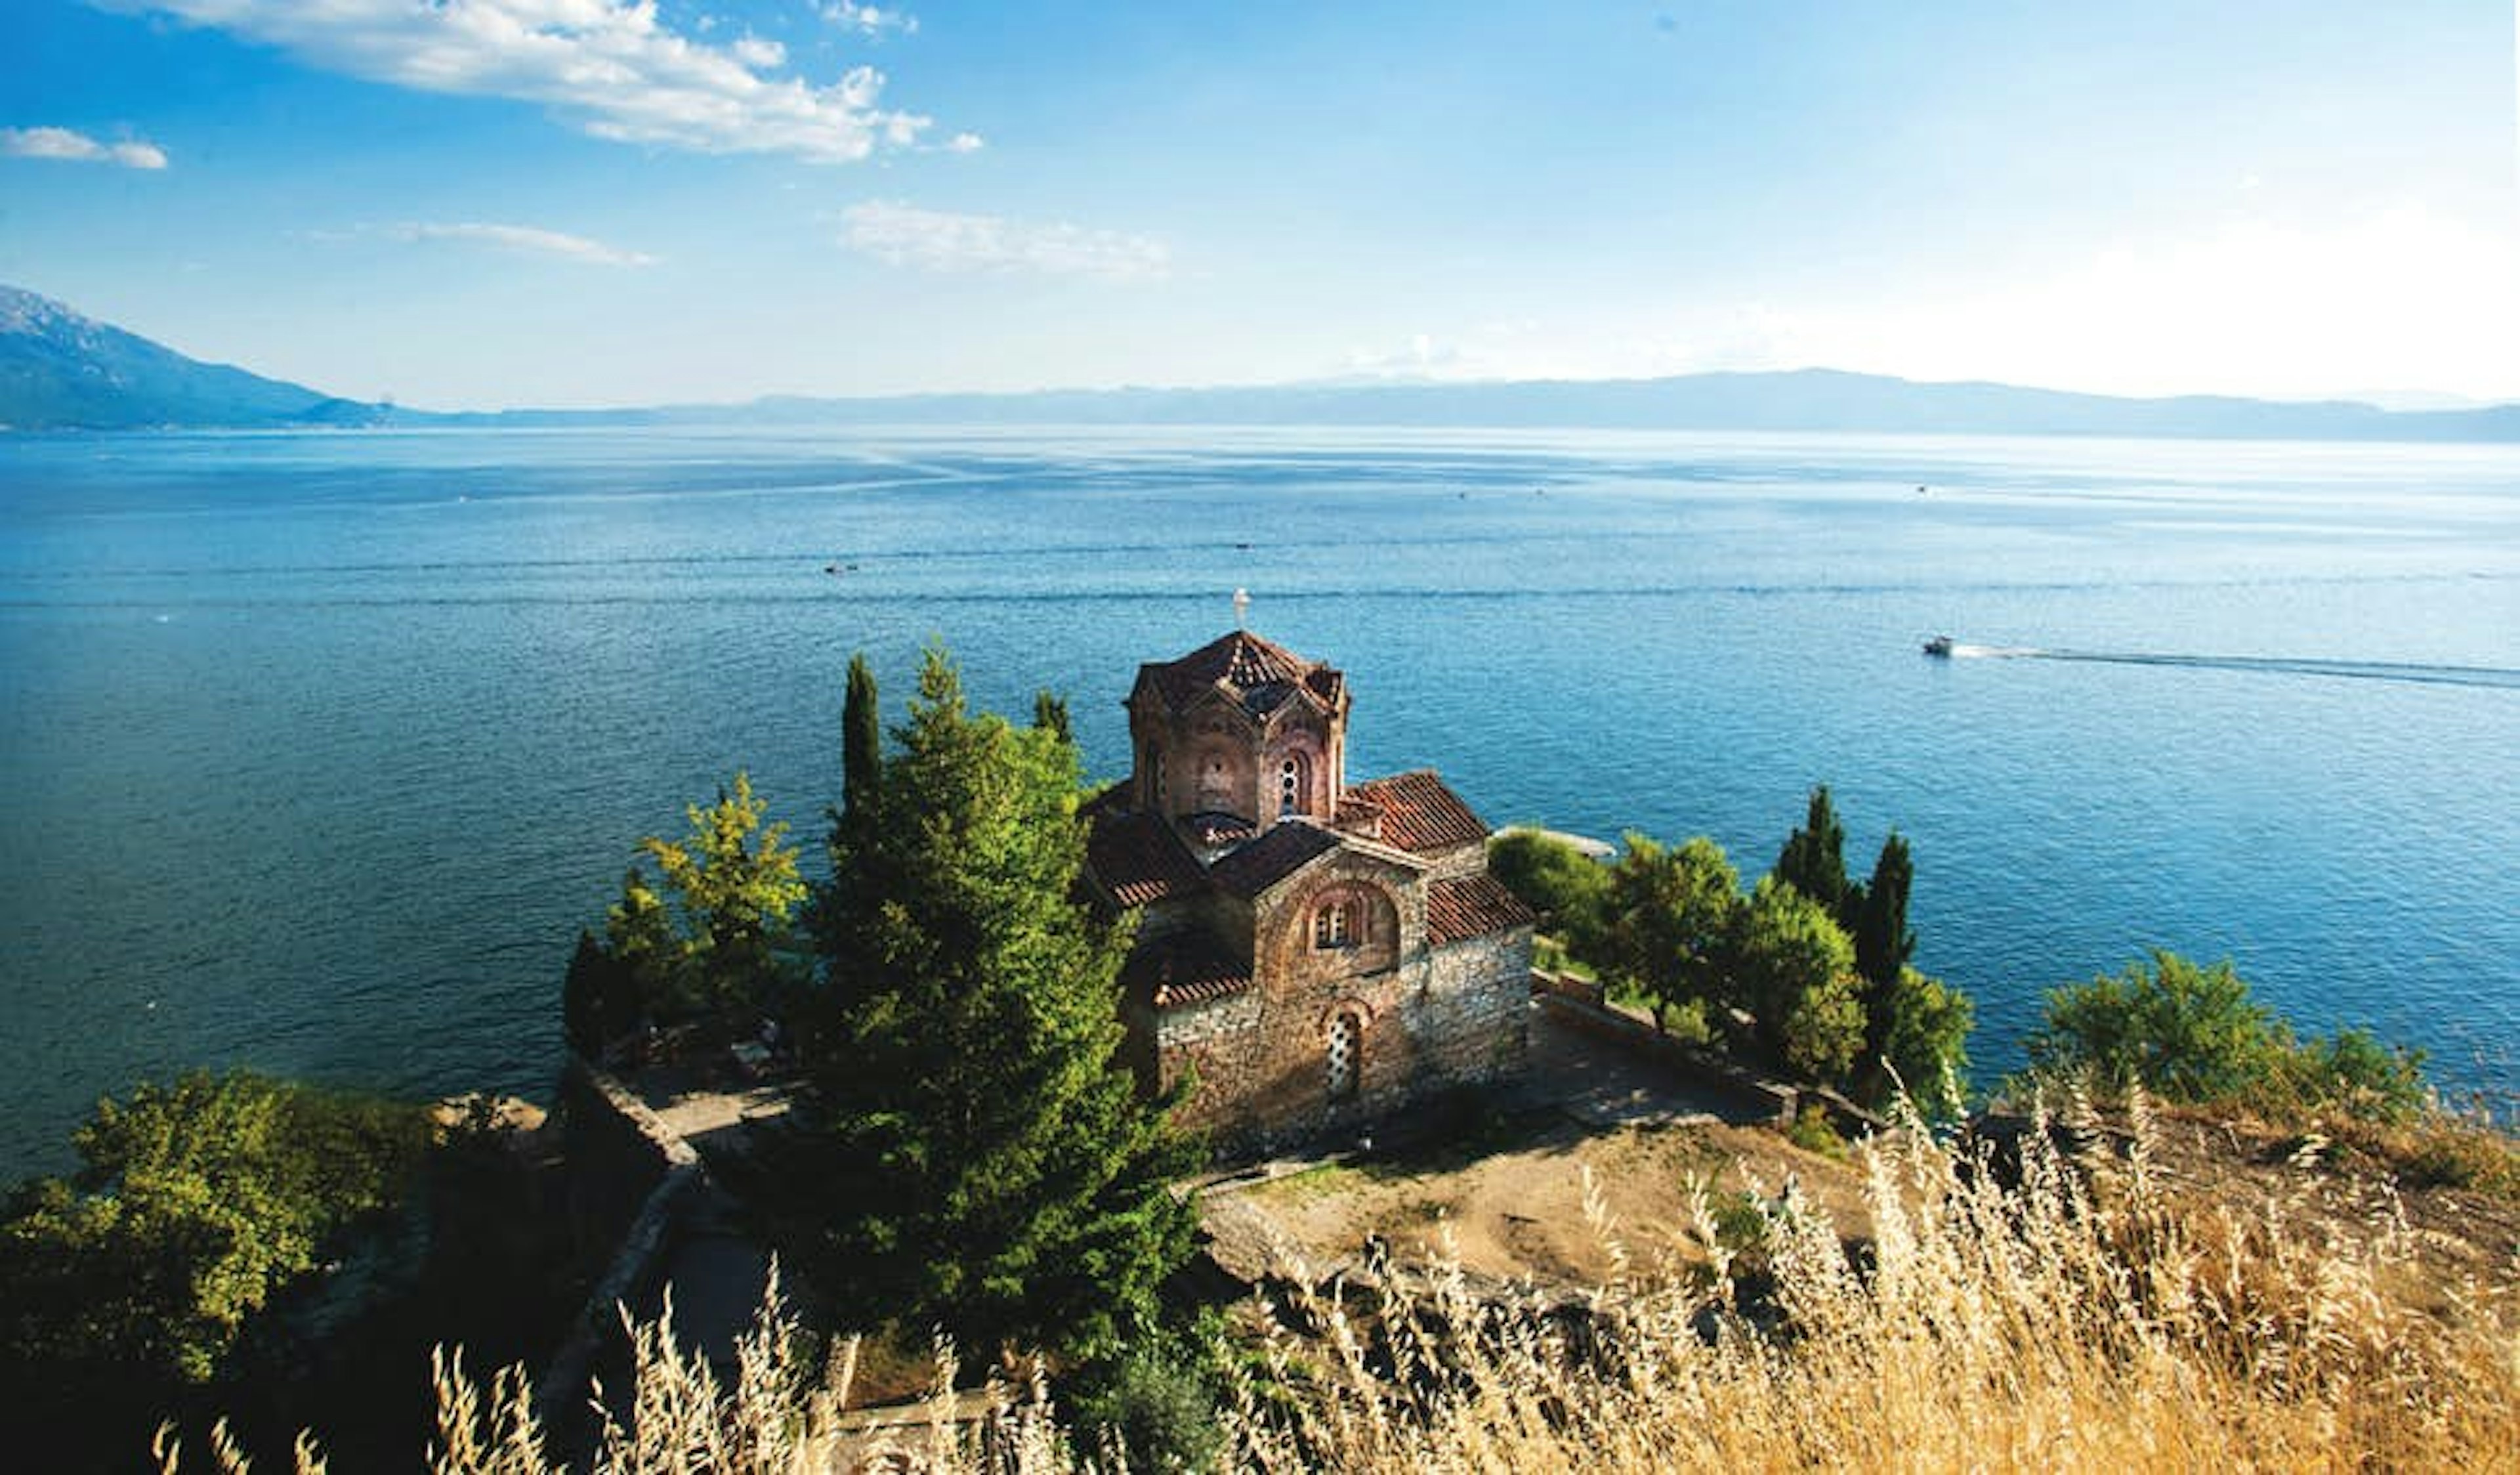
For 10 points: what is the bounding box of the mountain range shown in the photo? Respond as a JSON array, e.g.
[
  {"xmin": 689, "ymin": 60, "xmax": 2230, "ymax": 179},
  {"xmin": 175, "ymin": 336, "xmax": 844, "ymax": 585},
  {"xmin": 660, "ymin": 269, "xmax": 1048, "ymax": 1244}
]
[
  {"xmin": 0, "ymin": 286, "xmax": 388, "ymax": 431},
  {"xmin": 5, "ymin": 283, "xmax": 2515, "ymax": 442}
]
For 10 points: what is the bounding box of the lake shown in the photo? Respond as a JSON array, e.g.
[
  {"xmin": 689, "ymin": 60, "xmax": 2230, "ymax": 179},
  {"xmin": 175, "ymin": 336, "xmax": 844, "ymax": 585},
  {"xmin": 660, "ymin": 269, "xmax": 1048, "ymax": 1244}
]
[{"xmin": 1, "ymin": 425, "xmax": 2513, "ymax": 1178}]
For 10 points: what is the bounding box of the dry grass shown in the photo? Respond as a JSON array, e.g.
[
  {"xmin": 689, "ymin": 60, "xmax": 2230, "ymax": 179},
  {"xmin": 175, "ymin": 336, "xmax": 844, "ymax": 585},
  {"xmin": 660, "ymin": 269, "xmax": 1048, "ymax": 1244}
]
[{"xmin": 163, "ymin": 1093, "xmax": 2517, "ymax": 1473}]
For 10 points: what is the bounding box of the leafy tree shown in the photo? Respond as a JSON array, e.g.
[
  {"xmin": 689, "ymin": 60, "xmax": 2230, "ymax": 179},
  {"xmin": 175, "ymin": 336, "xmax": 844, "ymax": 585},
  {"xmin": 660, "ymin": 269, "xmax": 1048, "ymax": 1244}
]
[
  {"xmin": 1851, "ymin": 831, "xmax": 1915, "ymax": 991},
  {"xmin": 843, "ymin": 652, "xmax": 882, "ymax": 826},
  {"xmin": 798, "ymin": 649, "xmax": 1199, "ymax": 1363},
  {"xmin": 1595, "ymin": 835, "xmax": 1743, "ymax": 1035},
  {"xmin": 1032, "ymin": 687, "xmax": 1074, "ymax": 744},
  {"xmin": 2031, "ymin": 951, "xmax": 2426, "ymax": 1122},
  {"xmin": 604, "ymin": 772, "xmax": 805, "ymax": 1018},
  {"xmin": 2030, "ymin": 951, "xmax": 2276, "ymax": 1101},
  {"xmin": 0, "ymin": 1071, "xmax": 425, "ymax": 1453},
  {"xmin": 1874, "ymin": 966, "xmax": 1974, "ymax": 1118},
  {"xmin": 561, "ymin": 928, "xmax": 638, "ymax": 1057},
  {"xmin": 1774, "ymin": 784, "xmax": 1851, "ymax": 920},
  {"xmin": 1486, "ymin": 829, "xmax": 1611, "ymax": 952},
  {"xmin": 1732, "ymin": 876, "xmax": 1865, "ymax": 1084}
]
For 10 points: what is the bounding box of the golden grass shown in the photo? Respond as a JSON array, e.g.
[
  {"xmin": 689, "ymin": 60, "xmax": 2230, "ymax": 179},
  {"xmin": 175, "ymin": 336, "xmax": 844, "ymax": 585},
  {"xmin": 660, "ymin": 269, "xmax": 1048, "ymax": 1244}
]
[{"xmin": 163, "ymin": 1092, "xmax": 2517, "ymax": 1473}]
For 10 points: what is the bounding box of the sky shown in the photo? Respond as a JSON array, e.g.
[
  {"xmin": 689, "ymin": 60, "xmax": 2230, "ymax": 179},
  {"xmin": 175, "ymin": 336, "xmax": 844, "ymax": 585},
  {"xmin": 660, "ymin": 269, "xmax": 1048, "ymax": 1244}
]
[{"xmin": 2, "ymin": 1, "xmax": 2515, "ymax": 411}]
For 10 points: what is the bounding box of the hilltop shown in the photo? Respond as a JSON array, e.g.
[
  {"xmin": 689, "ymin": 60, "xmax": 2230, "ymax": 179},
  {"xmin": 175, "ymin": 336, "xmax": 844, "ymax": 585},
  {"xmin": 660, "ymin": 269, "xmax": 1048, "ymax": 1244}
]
[{"xmin": 0, "ymin": 286, "xmax": 388, "ymax": 431}]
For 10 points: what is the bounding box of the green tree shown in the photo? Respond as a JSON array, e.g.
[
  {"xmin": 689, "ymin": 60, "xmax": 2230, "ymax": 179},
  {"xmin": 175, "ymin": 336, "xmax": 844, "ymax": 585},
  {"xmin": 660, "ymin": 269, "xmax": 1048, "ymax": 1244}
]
[
  {"xmin": 843, "ymin": 652, "xmax": 882, "ymax": 826},
  {"xmin": 1595, "ymin": 835, "xmax": 1742, "ymax": 1035},
  {"xmin": 1846, "ymin": 831, "xmax": 1935, "ymax": 1100},
  {"xmin": 1851, "ymin": 831, "xmax": 1915, "ymax": 991},
  {"xmin": 1774, "ymin": 784, "xmax": 1851, "ymax": 920},
  {"xmin": 1874, "ymin": 966, "xmax": 1974, "ymax": 1118},
  {"xmin": 1486, "ymin": 829, "xmax": 1612, "ymax": 953},
  {"xmin": 1732, "ymin": 876, "xmax": 1865, "ymax": 1084},
  {"xmin": 561, "ymin": 928, "xmax": 639, "ymax": 1057},
  {"xmin": 2030, "ymin": 951, "xmax": 2276, "ymax": 1101},
  {"xmin": 1032, "ymin": 687, "xmax": 1074, "ymax": 744},
  {"xmin": 0, "ymin": 1071, "xmax": 425, "ymax": 1454},
  {"xmin": 605, "ymin": 772, "xmax": 806, "ymax": 1018},
  {"xmin": 2030, "ymin": 951, "xmax": 2426, "ymax": 1122},
  {"xmin": 799, "ymin": 649, "xmax": 1199, "ymax": 1363}
]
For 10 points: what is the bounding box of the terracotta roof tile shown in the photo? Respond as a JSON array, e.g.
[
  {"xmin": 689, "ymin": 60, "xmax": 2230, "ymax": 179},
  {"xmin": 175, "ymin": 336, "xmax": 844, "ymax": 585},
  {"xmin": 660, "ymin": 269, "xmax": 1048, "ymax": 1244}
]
[
  {"xmin": 1139, "ymin": 630, "xmax": 1342, "ymax": 718},
  {"xmin": 1345, "ymin": 771, "xmax": 1491, "ymax": 853},
  {"xmin": 1208, "ymin": 821, "xmax": 1341, "ymax": 899},
  {"xmin": 1122, "ymin": 930, "xmax": 1254, "ymax": 1010},
  {"xmin": 1425, "ymin": 873, "xmax": 1534, "ymax": 947},
  {"xmin": 1085, "ymin": 809, "xmax": 1206, "ymax": 908}
]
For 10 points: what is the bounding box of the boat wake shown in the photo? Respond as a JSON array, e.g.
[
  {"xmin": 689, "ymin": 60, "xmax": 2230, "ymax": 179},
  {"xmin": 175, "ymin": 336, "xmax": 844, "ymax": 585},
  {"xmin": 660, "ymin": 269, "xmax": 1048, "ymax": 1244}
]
[{"xmin": 1950, "ymin": 645, "xmax": 2520, "ymax": 690}]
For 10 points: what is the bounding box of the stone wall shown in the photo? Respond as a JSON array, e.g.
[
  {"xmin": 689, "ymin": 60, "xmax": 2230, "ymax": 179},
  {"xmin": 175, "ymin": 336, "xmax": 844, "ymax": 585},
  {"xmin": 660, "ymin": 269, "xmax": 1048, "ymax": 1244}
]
[
  {"xmin": 1400, "ymin": 927, "xmax": 1534, "ymax": 1087},
  {"xmin": 1157, "ymin": 911, "xmax": 1534, "ymax": 1160}
]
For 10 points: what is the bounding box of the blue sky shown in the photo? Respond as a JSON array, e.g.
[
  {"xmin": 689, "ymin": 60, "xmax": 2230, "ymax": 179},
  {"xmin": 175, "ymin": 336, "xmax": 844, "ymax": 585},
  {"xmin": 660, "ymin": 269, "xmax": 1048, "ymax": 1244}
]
[{"xmin": 3, "ymin": 1, "xmax": 2514, "ymax": 410}]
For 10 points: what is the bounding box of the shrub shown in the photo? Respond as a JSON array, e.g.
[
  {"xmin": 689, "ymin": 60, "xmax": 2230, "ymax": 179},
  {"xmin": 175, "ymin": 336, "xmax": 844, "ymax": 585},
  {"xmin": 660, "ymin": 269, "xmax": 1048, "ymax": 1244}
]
[
  {"xmin": 2030, "ymin": 950, "xmax": 2431, "ymax": 1128},
  {"xmin": 1486, "ymin": 829, "xmax": 1610, "ymax": 948}
]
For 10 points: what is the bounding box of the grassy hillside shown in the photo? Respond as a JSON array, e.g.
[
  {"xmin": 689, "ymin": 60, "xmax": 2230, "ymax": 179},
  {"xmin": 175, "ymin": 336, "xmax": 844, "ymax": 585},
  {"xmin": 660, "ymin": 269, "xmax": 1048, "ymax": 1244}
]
[{"xmin": 153, "ymin": 1091, "xmax": 2517, "ymax": 1472}]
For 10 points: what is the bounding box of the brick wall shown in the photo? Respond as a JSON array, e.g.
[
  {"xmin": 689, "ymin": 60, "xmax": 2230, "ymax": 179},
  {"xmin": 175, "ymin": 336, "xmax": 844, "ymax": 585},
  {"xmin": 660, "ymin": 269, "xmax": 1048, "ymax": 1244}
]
[{"xmin": 1156, "ymin": 906, "xmax": 1533, "ymax": 1159}]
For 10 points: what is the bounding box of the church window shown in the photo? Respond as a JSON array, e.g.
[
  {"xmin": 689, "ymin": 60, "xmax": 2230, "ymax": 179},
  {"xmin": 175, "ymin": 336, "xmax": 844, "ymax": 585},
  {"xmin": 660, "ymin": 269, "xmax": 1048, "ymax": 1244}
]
[
  {"xmin": 1278, "ymin": 755, "xmax": 1307, "ymax": 816},
  {"xmin": 1326, "ymin": 1013, "xmax": 1360, "ymax": 1100},
  {"xmin": 1147, "ymin": 748, "xmax": 1166, "ymax": 806},
  {"xmin": 1313, "ymin": 899, "xmax": 1353, "ymax": 949}
]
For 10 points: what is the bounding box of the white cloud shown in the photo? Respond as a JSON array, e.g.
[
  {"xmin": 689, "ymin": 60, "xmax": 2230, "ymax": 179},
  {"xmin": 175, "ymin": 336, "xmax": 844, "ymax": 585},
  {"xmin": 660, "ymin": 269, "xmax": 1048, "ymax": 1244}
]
[
  {"xmin": 105, "ymin": 1, "xmax": 940, "ymax": 164},
  {"xmin": 840, "ymin": 200, "xmax": 1169, "ymax": 280},
  {"xmin": 374, "ymin": 221, "xmax": 659, "ymax": 267},
  {"xmin": 940, "ymin": 131, "xmax": 984, "ymax": 154},
  {"xmin": 729, "ymin": 35, "xmax": 785, "ymax": 70},
  {"xmin": 819, "ymin": 2, "xmax": 917, "ymax": 38},
  {"xmin": 3, "ymin": 125, "xmax": 169, "ymax": 169}
]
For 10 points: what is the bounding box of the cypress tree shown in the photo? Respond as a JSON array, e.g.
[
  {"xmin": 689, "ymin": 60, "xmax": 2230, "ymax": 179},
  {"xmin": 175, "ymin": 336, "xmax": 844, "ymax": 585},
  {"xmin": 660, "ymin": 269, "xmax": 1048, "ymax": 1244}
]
[
  {"xmin": 842, "ymin": 651, "xmax": 881, "ymax": 824},
  {"xmin": 1775, "ymin": 784, "xmax": 1851, "ymax": 918},
  {"xmin": 1853, "ymin": 831, "xmax": 1916, "ymax": 991},
  {"xmin": 797, "ymin": 649, "xmax": 1198, "ymax": 1363}
]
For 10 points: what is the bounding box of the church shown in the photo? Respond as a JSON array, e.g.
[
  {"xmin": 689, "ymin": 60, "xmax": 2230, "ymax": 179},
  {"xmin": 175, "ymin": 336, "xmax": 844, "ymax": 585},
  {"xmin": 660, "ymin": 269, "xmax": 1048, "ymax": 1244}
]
[{"xmin": 1082, "ymin": 626, "xmax": 1534, "ymax": 1157}]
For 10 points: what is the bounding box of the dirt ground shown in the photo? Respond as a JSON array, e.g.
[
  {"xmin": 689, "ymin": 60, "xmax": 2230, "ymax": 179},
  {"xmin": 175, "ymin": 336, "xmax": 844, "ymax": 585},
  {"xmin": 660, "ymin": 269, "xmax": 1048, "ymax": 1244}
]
[
  {"xmin": 1204, "ymin": 1092, "xmax": 2520, "ymax": 1315},
  {"xmin": 1207, "ymin": 1113, "xmax": 1873, "ymax": 1293}
]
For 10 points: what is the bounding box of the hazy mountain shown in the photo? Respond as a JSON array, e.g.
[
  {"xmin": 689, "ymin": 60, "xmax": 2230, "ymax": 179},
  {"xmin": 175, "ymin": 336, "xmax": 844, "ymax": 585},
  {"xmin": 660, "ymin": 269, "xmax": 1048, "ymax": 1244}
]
[
  {"xmin": 5, "ymin": 282, "xmax": 2514, "ymax": 442},
  {"xmin": 541, "ymin": 372, "xmax": 2513, "ymax": 441},
  {"xmin": 0, "ymin": 285, "xmax": 387, "ymax": 430}
]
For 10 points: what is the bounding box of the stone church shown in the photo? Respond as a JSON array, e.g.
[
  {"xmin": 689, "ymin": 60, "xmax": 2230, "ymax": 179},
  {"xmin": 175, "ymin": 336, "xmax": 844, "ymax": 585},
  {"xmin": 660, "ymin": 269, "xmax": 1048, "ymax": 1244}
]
[{"xmin": 1082, "ymin": 628, "xmax": 1534, "ymax": 1157}]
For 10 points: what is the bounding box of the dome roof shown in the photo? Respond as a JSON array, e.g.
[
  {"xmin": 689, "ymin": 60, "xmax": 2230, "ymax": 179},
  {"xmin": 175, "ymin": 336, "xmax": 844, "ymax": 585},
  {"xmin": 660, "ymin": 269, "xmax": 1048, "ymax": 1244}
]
[{"xmin": 1136, "ymin": 629, "xmax": 1344, "ymax": 717}]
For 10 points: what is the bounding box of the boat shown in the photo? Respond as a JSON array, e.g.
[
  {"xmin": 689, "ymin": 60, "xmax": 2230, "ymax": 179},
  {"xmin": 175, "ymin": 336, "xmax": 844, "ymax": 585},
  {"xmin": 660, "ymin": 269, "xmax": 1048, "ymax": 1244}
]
[{"xmin": 1923, "ymin": 635, "xmax": 1955, "ymax": 657}]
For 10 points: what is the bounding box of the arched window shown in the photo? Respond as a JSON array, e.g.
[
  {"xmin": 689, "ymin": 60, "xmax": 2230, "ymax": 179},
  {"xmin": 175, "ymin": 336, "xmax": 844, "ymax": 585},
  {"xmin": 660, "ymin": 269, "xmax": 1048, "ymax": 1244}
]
[
  {"xmin": 1326, "ymin": 1013, "xmax": 1360, "ymax": 1100},
  {"xmin": 1278, "ymin": 754, "xmax": 1307, "ymax": 816},
  {"xmin": 1146, "ymin": 747, "xmax": 1166, "ymax": 807},
  {"xmin": 1312, "ymin": 899, "xmax": 1353, "ymax": 949}
]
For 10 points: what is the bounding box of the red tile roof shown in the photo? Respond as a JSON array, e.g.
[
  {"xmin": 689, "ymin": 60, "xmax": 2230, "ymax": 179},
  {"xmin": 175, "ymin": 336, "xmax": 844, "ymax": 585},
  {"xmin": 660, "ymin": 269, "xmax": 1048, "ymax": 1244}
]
[
  {"xmin": 1344, "ymin": 771, "xmax": 1491, "ymax": 853},
  {"xmin": 1122, "ymin": 930, "xmax": 1255, "ymax": 1009},
  {"xmin": 1208, "ymin": 821, "xmax": 1342, "ymax": 899},
  {"xmin": 1425, "ymin": 874, "xmax": 1534, "ymax": 947},
  {"xmin": 1085, "ymin": 809, "xmax": 1206, "ymax": 907},
  {"xmin": 1139, "ymin": 630, "xmax": 1344, "ymax": 717}
]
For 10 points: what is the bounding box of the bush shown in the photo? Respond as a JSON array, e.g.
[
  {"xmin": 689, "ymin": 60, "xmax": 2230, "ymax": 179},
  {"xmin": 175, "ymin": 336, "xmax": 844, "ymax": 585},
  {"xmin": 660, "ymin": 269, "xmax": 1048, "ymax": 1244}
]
[
  {"xmin": 1487, "ymin": 829, "xmax": 1609, "ymax": 949},
  {"xmin": 1068, "ymin": 1329, "xmax": 1226, "ymax": 1472},
  {"xmin": 2029, "ymin": 951, "xmax": 2429, "ymax": 1127},
  {"xmin": 1, "ymin": 1070, "xmax": 427, "ymax": 1466}
]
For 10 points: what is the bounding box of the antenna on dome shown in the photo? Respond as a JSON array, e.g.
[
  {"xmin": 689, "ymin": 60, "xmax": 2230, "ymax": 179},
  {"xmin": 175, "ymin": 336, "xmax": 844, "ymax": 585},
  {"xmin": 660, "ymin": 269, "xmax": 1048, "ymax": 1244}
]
[{"xmin": 1232, "ymin": 587, "xmax": 1251, "ymax": 630}]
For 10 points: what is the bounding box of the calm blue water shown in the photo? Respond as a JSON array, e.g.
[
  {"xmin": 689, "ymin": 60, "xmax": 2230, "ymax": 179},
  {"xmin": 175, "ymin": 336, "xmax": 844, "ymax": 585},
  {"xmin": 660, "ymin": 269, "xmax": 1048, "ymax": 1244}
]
[{"xmin": 2, "ymin": 426, "xmax": 2514, "ymax": 1177}]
